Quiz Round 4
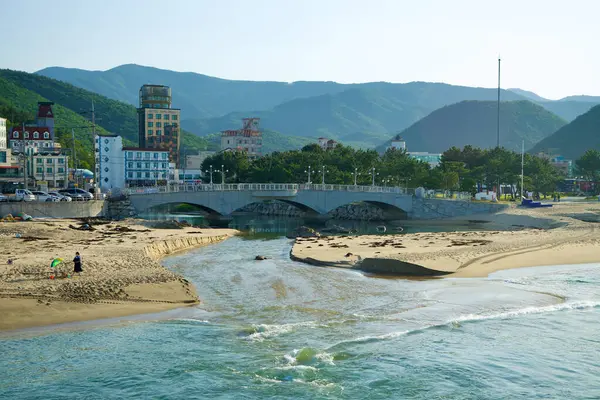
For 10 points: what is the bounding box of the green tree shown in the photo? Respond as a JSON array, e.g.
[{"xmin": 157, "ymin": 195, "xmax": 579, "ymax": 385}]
[{"xmin": 575, "ymin": 150, "xmax": 600, "ymax": 193}]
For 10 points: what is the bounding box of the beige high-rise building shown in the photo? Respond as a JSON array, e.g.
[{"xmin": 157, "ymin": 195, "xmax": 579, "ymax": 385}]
[{"xmin": 137, "ymin": 85, "xmax": 181, "ymax": 166}]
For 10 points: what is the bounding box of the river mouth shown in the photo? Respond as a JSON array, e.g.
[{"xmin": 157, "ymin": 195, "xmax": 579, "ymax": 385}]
[{"xmin": 2, "ymin": 232, "xmax": 599, "ymax": 398}]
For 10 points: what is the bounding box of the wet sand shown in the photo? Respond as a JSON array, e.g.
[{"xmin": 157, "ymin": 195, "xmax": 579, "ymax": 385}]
[
  {"xmin": 0, "ymin": 219, "xmax": 236, "ymax": 331},
  {"xmin": 291, "ymin": 202, "xmax": 600, "ymax": 277}
]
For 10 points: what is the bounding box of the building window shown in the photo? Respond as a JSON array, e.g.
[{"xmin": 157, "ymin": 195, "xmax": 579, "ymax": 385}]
[
  {"xmin": 136, "ymin": 152, "xmax": 141, "ymax": 159},
  {"xmin": 47, "ymin": 167, "xmax": 53, "ymax": 174},
  {"xmin": 58, "ymin": 158, "xmax": 64, "ymax": 164},
  {"xmin": 136, "ymin": 172, "xmax": 141, "ymax": 178},
  {"xmin": 161, "ymin": 153, "xmax": 167, "ymax": 159},
  {"xmin": 148, "ymin": 114, "xmax": 153, "ymax": 119},
  {"xmin": 46, "ymin": 159, "xmax": 53, "ymax": 164},
  {"xmin": 104, "ymin": 147, "xmax": 109, "ymax": 152},
  {"xmin": 44, "ymin": 132, "xmax": 50, "ymax": 139},
  {"xmin": 128, "ymin": 172, "xmax": 133, "ymax": 178},
  {"xmin": 58, "ymin": 167, "xmax": 64, "ymax": 173},
  {"xmin": 37, "ymin": 159, "xmax": 43, "ymax": 164},
  {"xmin": 156, "ymin": 122, "xmax": 161, "ymax": 128},
  {"xmin": 156, "ymin": 130, "xmax": 161, "ymax": 135},
  {"xmin": 24, "ymin": 132, "xmax": 29, "ymax": 139},
  {"xmin": 156, "ymin": 114, "xmax": 161, "ymax": 119},
  {"xmin": 33, "ymin": 132, "xmax": 39, "ymax": 139},
  {"xmin": 148, "ymin": 122, "xmax": 153, "ymax": 127},
  {"xmin": 148, "ymin": 129, "xmax": 153, "ymax": 135},
  {"xmin": 145, "ymin": 163, "xmax": 150, "ymax": 168},
  {"xmin": 145, "ymin": 172, "xmax": 150, "ymax": 178},
  {"xmin": 128, "ymin": 162, "xmax": 133, "ymax": 168},
  {"xmin": 104, "ymin": 167, "xmax": 109, "ymax": 172},
  {"xmin": 13, "ymin": 132, "xmax": 18, "ymax": 138},
  {"xmin": 172, "ymin": 115, "xmax": 177, "ymax": 121},
  {"xmin": 127, "ymin": 151, "xmax": 133, "ymax": 159},
  {"xmin": 164, "ymin": 114, "xmax": 169, "ymax": 120},
  {"xmin": 153, "ymin": 162, "xmax": 158, "ymax": 168},
  {"xmin": 144, "ymin": 153, "xmax": 150, "ymax": 159},
  {"xmin": 161, "ymin": 163, "xmax": 167, "ymax": 168},
  {"xmin": 153, "ymin": 152, "xmax": 158, "ymax": 159},
  {"xmin": 136, "ymin": 162, "xmax": 141, "ymax": 168},
  {"xmin": 36, "ymin": 167, "xmax": 43, "ymax": 173}
]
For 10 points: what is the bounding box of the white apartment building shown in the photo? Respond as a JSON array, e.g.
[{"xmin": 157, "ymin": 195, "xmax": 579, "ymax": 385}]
[
  {"xmin": 95, "ymin": 135, "xmax": 125, "ymax": 190},
  {"xmin": 31, "ymin": 153, "xmax": 69, "ymax": 188}
]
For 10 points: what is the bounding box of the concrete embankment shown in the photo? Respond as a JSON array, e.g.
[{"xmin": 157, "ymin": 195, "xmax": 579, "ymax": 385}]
[
  {"xmin": 144, "ymin": 233, "xmax": 236, "ymax": 260},
  {"xmin": 0, "ymin": 201, "xmax": 105, "ymax": 218}
]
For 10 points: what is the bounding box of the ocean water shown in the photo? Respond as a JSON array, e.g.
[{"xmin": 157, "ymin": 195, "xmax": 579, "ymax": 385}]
[{"xmin": 1, "ymin": 237, "xmax": 600, "ymax": 399}]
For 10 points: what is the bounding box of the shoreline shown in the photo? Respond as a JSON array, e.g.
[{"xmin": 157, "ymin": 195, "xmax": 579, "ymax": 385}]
[
  {"xmin": 0, "ymin": 218, "xmax": 237, "ymax": 332},
  {"xmin": 290, "ymin": 202, "xmax": 600, "ymax": 278}
]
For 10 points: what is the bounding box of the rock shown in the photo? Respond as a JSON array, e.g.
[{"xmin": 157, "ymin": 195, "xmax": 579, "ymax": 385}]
[
  {"xmin": 255, "ymin": 255, "xmax": 269, "ymax": 260},
  {"xmin": 286, "ymin": 226, "xmax": 320, "ymax": 239}
]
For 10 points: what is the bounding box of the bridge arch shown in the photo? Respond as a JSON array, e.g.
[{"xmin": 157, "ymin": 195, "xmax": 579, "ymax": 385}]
[
  {"xmin": 142, "ymin": 202, "xmax": 223, "ymax": 216},
  {"xmin": 231, "ymin": 199, "xmax": 320, "ymax": 216}
]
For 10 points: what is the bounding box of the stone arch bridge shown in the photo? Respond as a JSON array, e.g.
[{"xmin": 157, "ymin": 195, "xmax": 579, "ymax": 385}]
[{"xmin": 125, "ymin": 183, "xmax": 413, "ymax": 217}]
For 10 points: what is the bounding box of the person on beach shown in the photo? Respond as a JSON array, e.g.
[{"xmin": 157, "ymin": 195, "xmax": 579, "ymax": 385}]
[{"xmin": 73, "ymin": 252, "xmax": 83, "ymax": 274}]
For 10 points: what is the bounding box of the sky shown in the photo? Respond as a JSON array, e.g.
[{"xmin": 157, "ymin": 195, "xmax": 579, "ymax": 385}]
[{"xmin": 1, "ymin": 0, "xmax": 599, "ymax": 99}]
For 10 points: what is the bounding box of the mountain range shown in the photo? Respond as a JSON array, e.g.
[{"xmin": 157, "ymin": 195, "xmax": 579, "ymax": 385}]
[{"xmin": 37, "ymin": 64, "xmax": 599, "ymax": 150}]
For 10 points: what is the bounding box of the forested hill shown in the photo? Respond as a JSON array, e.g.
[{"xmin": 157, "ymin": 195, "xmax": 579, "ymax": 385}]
[{"xmin": 377, "ymin": 100, "xmax": 567, "ymax": 153}]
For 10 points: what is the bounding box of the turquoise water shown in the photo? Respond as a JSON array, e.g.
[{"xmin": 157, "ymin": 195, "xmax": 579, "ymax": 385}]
[{"xmin": 2, "ymin": 237, "xmax": 600, "ymax": 399}]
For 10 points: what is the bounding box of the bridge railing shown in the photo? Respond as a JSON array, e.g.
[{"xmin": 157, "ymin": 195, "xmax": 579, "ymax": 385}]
[{"xmin": 124, "ymin": 183, "xmax": 412, "ymax": 195}]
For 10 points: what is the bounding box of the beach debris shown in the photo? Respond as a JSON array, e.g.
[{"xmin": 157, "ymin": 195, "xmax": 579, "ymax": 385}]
[
  {"xmin": 376, "ymin": 225, "xmax": 387, "ymax": 233},
  {"xmin": 68, "ymin": 224, "xmax": 95, "ymax": 231},
  {"xmin": 344, "ymin": 252, "xmax": 353, "ymax": 257},
  {"xmin": 255, "ymin": 255, "xmax": 269, "ymax": 260},
  {"xmin": 7, "ymin": 259, "xmax": 13, "ymax": 265}
]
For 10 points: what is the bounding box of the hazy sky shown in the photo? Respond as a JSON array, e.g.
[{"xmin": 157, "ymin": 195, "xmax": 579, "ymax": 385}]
[{"xmin": 2, "ymin": 0, "xmax": 598, "ymax": 99}]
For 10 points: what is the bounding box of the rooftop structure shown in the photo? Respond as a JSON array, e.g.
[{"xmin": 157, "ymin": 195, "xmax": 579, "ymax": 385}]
[{"xmin": 221, "ymin": 118, "xmax": 263, "ymax": 158}]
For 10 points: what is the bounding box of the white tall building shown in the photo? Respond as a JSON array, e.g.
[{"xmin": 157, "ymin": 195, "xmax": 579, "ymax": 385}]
[{"xmin": 95, "ymin": 135, "xmax": 125, "ymax": 190}]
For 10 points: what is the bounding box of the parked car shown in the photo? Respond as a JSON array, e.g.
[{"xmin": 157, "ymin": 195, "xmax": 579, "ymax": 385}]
[
  {"xmin": 6, "ymin": 189, "xmax": 36, "ymax": 202},
  {"xmin": 31, "ymin": 191, "xmax": 60, "ymax": 202},
  {"xmin": 59, "ymin": 188, "xmax": 93, "ymax": 201},
  {"xmin": 48, "ymin": 191, "xmax": 72, "ymax": 202},
  {"xmin": 0, "ymin": 193, "xmax": 8, "ymax": 202}
]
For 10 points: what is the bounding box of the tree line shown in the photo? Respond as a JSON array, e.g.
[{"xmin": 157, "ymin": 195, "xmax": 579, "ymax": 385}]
[{"xmin": 200, "ymin": 144, "xmax": 589, "ymax": 196}]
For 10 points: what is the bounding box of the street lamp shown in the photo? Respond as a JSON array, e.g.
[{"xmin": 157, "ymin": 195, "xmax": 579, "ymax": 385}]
[
  {"xmin": 382, "ymin": 177, "xmax": 391, "ymax": 187},
  {"xmin": 304, "ymin": 166, "xmax": 315, "ymax": 184},
  {"xmin": 205, "ymin": 165, "xmax": 214, "ymax": 185},
  {"xmin": 318, "ymin": 165, "xmax": 328, "ymax": 185},
  {"xmin": 216, "ymin": 164, "xmax": 229, "ymax": 185},
  {"xmin": 370, "ymin": 167, "xmax": 379, "ymax": 186},
  {"xmin": 353, "ymin": 167, "xmax": 361, "ymax": 186}
]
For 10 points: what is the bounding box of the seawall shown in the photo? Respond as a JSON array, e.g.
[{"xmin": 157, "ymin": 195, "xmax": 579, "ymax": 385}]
[
  {"xmin": 0, "ymin": 201, "xmax": 105, "ymax": 218},
  {"xmin": 144, "ymin": 233, "xmax": 234, "ymax": 260},
  {"xmin": 410, "ymin": 198, "xmax": 508, "ymax": 219}
]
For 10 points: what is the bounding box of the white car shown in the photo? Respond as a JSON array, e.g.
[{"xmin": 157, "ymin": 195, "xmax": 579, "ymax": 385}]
[
  {"xmin": 31, "ymin": 191, "xmax": 60, "ymax": 202},
  {"xmin": 48, "ymin": 191, "xmax": 72, "ymax": 202},
  {"xmin": 0, "ymin": 194, "xmax": 8, "ymax": 202}
]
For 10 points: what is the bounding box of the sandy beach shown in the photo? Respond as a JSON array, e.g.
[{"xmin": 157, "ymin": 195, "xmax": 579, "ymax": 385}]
[
  {"xmin": 291, "ymin": 202, "xmax": 600, "ymax": 277},
  {"xmin": 0, "ymin": 218, "xmax": 236, "ymax": 331}
]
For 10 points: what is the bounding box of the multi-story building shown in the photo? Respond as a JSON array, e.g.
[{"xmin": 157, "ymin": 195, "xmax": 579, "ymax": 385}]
[
  {"xmin": 317, "ymin": 137, "xmax": 339, "ymax": 150},
  {"xmin": 95, "ymin": 134, "xmax": 170, "ymax": 191},
  {"xmin": 408, "ymin": 152, "xmax": 442, "ymax": 167},
  {"xmin": 31, "ymin": 153, "xmax": 69, "ymax": 188},
  {"xmin": 137, "ymin": 85, "xmax": 181, "ymax": 167},
  {"xmin": 184, "ymin": 151, "xmax": 215, "ymax": 170},
  {"xmin": 221, "ymin": 118, "xmax": 263, "ymax": 159},
  {"xmin": 387, "ymin": 137, "xmax": 406, "ymax": 152},
  {"xmin": 0, "ymin": 117, "xmax": 7, "ymax": 149}
]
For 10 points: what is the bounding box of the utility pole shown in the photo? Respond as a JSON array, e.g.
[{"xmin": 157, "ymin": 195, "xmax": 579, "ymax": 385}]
[
  {"xmin": 497, "ymin": 57, "xmax": 501, "ymax": 148},
  {"xmin": 71, "ymin": 128, "xmax": 77, "ymax": 187},
  {"xmin": 371, "ymin": 167, "xmax": 378, "ymax": 186},
  {"xmin": 21, "ymin": 123, "xmax": 27, "ymax": 189},
  {"xmin": 520, "ymin": 140, "xmax": 524, "ymax": 200}
]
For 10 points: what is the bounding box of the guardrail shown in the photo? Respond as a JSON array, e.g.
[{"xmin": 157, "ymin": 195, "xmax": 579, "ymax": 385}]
[{"xmin": 123, "ymin": 183, "xmax": 409, "ymax": 195}]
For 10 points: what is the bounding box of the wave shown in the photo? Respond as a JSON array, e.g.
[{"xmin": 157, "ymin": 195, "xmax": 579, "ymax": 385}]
[
  {"xmin": 327, "ymin": 300, "xmax": 600, "ymax": 350},
  {"xmin": 451, "ymin": 300, "xmax": 600, "ymax": 323},
  {"xmin": 243, "ymin": 321, "xmax": 320, "ymax": 341}
]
